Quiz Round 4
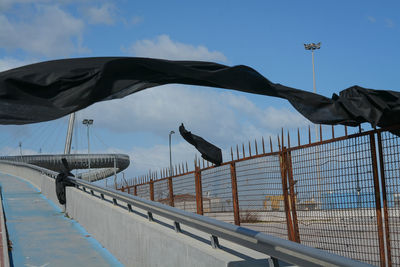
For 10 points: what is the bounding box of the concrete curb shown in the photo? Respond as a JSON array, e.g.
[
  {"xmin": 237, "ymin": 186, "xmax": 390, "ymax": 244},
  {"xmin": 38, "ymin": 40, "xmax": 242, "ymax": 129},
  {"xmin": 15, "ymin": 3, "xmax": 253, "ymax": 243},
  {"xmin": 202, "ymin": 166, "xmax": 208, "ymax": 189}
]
[{"xmin": 0, "ymin": 188, "xmax": 10, "ymax": 267}]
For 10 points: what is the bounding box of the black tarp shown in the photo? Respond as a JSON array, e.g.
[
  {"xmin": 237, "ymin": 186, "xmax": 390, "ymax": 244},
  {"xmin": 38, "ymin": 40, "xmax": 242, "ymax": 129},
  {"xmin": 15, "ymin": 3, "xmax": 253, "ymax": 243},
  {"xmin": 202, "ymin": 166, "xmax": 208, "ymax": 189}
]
[
  {"xmin": 55, "ymin": 158, "xmax": 74, "ymax": 205},
  {"xmin": 179, "ymin": 123, "xmax": 222, "ymax": 165},
  {"xmin": 0, "ymin": 57, "xmax": 399, "ymax": 129}
]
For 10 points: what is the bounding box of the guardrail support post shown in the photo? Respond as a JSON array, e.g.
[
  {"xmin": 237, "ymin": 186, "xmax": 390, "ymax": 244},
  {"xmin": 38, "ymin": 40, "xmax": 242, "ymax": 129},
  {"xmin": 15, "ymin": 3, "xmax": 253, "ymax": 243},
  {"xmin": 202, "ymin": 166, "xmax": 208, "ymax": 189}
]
[
  {"xmin": 230, "ymin": 162, "xmax": 240, "ymax": 226},
  {"xmin": 134, "ymin": 185, "xmax": 137, "ymax": 196},
  {"xmin": 210, "ymin": 235, "xmax": 220, "ymax": 249},
  {"xmin": 268, "ymin": 257, "xmax": 280, "ymax": 267},
  {"xmin": 174, "ymin": 221, "xmax": 181, "ymax": 233},
  {"xmin": 195, "ymin": 166, "xmax": 203, "ymax": 215},
  {"xmin": 147, "ymin": 211, "xmax": 154, "ymax": 222}
]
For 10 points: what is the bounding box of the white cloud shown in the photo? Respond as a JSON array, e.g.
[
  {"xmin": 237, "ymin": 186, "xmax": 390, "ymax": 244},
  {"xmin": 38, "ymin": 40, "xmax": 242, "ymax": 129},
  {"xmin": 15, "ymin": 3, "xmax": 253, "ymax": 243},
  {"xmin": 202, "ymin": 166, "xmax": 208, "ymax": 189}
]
[
  {"xmin": 80, "ymin": 84, "xmax": 309, "ymax": 147},
  {"xmin": 125, "ymin": 34, "xmax": 227, "ymax": 62},
  {"xmin": 124, "ymin": 142, "xmax": 196, "ymax": 176},
  {"xmin": 367, "ymin": 16, "xmax": 376, "ymax": 23},
  {"xmin": 0, "ymin": 146, "xmax": 37, "ymax": 156},
  {"xmin": 130, "ymin": 16, "xmax": 143, "ymax": 25},
  {"xmin": 84, "ymin": 3, "xmax": 115, "ymax": 25},
  {"xmin": 0, "ymin": 58, "xmax": 36, "ymax": 72},
  {"xmin": 0, "ymin": 5, "xmax": 86, "ymax": 57},
  {"xmin": 385, "ymin": 18, "xmax": 395, "ymax": 28}
]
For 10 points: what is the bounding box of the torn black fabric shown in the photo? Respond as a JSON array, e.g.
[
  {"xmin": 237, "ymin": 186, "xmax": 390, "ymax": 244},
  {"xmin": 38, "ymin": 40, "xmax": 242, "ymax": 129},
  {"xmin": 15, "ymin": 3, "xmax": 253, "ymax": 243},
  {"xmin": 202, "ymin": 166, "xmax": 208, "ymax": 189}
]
[
  {"xmin": 179, "ymin": 124, "xmax": 222, "ymax": 166},
  {"xmin": 55, "ymin": 158, "xmax": 74, "ymax": 205},
  {"xmin": 0, "ymin": 57, "xmax": 399, "ymax": 128}
]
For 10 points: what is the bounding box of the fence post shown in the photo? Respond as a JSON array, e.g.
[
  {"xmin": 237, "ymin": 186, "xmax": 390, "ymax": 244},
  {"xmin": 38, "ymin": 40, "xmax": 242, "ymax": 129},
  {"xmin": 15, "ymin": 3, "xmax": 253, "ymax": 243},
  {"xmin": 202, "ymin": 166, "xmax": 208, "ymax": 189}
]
[
  {"xmin": 127, "ymin": 186, "xmax": 130, "ymax": 194},
  {"xmin": 230, "ymin": 162, "xmax": 240, "ymax": 226},
  {"xmin": 195, "ymin": 166, "xmax": 203, "ymax": 215},
  {"xmin": 279, "ymin": 147, "xmax": 295, "ymax": 241},
  {"xmin": 377, "ymin": 131, "xmax": 392, "ymax": 267},
  {"xmin": 134, "ymin": 185, "xmax": 137, "ymax": 196},
  {"xmin": 168, "ymin": 176, "xmax": 174, "ymax": 207},
  {"xmin": 149, "ymin": 180, "xmax": 154, "ymax": 201},
  {"xmin": 369, "ymin": 133, "xmax": 386, "ymax": 267},
  {"xmin": 286, "ymin": 151, "xmax": 300, "ymax": 243}
]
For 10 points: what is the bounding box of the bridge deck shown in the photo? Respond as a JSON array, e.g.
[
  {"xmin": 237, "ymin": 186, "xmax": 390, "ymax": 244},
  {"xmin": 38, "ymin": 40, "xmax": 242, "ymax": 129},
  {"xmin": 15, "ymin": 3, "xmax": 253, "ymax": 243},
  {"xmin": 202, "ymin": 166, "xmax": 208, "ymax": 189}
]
[{"xmin": 0, "ymin": 173, "xmax": 122, "ymax": 267}]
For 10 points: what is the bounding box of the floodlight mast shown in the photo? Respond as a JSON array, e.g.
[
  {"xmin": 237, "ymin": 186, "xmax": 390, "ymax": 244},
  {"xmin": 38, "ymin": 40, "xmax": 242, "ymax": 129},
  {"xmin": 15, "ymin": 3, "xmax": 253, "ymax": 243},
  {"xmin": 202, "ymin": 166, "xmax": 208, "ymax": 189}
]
[
  {"xmin": 304, "ymin": 42, "xmax": 322, "ymax": 208},
  {"xmin": 304, "ymin": 42, "xmax": 321, "ymax": 94},
  {"xmin": 82, "ymin": 119, "xmax": 94, "ymax": 173},
  {"xmin": 304, "ymin": 42, "xmax": 321, "ymax": 141}
]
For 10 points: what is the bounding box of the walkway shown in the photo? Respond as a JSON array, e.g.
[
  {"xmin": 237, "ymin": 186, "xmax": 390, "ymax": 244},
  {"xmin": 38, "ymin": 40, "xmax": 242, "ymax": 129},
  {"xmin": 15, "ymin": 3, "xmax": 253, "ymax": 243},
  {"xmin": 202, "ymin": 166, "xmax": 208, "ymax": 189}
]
[{"xmin": 0, "ymin": 173, "xmax": 122, "ymax": 267}]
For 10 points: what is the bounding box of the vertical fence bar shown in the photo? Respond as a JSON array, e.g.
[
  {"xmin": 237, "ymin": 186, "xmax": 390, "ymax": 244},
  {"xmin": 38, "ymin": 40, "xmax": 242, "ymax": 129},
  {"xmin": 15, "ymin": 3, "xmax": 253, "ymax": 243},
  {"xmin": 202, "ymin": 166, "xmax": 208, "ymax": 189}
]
[
  {"xmin": 279, "ymin": 146, "xmax": 295, "ymax": 241},
  {"xmin": 168, "ymin": 176, "xmax": 174, "ymax": 207},
  {"xmin": 377, "ymin": 132, "xmax": 392, "ymax": 267},
  {"xmin": 195, "ymin": 166, "xmax": 203, "ymax": 215},
  {"xmin": 286, "ymin": 150, "xmax": 300, "ymax": 243},
  {"xmin": 369, "ymin": 133, "xmax": 386, "ymax": 267},
  {"xmin": 149, "ymin": 179, "xmax": 154, "ymax": 201},
  {"xmin": 230, "ymin": 162, "xmax": 240, "ymax": 226},
  {"xmin": 134, "ymin": 185, "xmax": 137, "ymax": 196}
]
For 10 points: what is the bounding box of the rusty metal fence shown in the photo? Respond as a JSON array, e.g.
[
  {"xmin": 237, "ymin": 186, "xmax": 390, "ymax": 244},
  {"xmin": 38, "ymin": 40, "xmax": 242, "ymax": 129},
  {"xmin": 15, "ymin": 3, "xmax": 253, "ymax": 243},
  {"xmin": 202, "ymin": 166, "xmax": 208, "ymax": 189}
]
[{"xmin": 118, "ymin": 126, "xmax": 400, "ymax": 267}]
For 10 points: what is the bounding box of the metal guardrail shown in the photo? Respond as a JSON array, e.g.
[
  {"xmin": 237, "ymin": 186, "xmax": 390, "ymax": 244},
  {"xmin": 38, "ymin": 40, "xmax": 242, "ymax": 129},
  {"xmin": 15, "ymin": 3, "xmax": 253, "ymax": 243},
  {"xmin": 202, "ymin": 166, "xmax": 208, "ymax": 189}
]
[
  {"xmin": 70, "ymin": 177, "xmax": 375, "ymax": 267},
  {"xmin": 0, "ymin": 160, "xmax": 374, "ymax": 267}
]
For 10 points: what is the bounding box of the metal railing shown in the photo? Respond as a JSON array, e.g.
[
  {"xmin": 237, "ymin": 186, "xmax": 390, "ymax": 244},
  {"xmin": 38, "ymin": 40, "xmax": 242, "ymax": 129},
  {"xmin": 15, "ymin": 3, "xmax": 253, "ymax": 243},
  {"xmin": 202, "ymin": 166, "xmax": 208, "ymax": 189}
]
[
  {"xmin": 0, "ymin": 160, "xmax": 373, "ymax": 267},
  {"xmin": 118, "ymin": 125, "xmax": 400, "ymax": 267}
]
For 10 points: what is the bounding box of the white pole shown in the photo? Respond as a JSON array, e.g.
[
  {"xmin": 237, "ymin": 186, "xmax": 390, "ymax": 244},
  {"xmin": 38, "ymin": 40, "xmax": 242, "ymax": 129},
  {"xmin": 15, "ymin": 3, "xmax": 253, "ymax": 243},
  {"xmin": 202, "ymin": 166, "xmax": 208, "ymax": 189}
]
[
  {"xmin": 64, "ymin": 113, "xmax": 76, "ymax": 154},
  {"xmin": 87, "ymin": 124, "xmax": 91, "ymax": 171},
  {"xmin": 169, "ymin": 131, "xmax": 175, "ymax": 177},
  {"xmin": 312, "ymin": 50, "xmax": 319, "ymax": 141}
]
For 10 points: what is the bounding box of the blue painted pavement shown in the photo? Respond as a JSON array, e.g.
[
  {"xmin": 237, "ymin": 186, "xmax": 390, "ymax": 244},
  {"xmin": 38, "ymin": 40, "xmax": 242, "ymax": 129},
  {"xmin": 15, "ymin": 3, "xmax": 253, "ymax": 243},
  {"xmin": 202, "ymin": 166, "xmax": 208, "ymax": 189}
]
[{"xmin": 0, "ymin": 173, "xmax": 123, "ymax": 267}]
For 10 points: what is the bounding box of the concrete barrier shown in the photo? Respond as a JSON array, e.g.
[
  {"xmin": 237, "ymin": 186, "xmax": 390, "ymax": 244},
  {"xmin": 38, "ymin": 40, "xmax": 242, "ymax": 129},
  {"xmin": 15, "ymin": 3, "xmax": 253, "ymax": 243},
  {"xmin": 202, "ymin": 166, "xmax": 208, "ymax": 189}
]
[
  {"xmin": 0, "ymin": 187, "xmax": 10, "ymax": 267},
  {"xmin": 0, "ymin": 162, "xmax": 63, "ymax": 210},
  {"xmin": 0, "ymin": 162, "xmax": 270, "ymax": 267}
]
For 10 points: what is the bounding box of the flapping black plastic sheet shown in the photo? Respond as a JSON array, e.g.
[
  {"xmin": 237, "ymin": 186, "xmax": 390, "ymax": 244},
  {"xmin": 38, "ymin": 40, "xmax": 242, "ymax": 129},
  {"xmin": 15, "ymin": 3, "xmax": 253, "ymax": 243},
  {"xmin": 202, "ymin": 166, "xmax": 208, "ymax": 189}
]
[
  {"xmin": 179, "ymin": 123, "xmax": 222, "ymax": 165},
  {"xmin": 0, "ymin": 57, "xmax": 399, "ymax": 128}
]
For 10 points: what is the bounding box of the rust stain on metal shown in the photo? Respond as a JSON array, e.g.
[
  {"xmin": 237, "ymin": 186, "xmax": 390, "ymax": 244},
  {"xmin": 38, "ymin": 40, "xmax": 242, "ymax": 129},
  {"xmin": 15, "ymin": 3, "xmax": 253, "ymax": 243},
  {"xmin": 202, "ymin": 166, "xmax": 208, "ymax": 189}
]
[
  {"xmin": 369, "ymin": 133, "xmax": 386, "ymax": 267},
  {"xmin": 285, "ymin": 151, "xmax": 300, "ymax": 243},
  {"xmin": 279, "ymin": 146, "xmax": 295, "ymax": 241},
  {"xmin": 168, "ymin": 176, "xmax": 174, "ymax": 207},
  {"xmin": 194, "ymin": 166, "xmax": 203, "ymax": 215},
  {"xmin": 230, "ymin": 162, "xmax": 240, "ymax": 226},
  {"xmin": 377, "ymin": 132, "xmax": 392, "ymax": 267},
  {"xmin": 149, "ymin": 179, "xmax": 154, "ymax": 201}
]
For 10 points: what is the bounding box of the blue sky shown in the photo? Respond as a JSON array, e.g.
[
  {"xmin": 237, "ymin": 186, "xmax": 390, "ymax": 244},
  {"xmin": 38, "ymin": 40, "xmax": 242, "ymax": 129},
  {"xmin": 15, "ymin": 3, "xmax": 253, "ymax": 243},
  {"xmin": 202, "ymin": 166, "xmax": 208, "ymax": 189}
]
[{"xmin": 0, "ymin": 0, "xmax": 399, "ymax": 180}]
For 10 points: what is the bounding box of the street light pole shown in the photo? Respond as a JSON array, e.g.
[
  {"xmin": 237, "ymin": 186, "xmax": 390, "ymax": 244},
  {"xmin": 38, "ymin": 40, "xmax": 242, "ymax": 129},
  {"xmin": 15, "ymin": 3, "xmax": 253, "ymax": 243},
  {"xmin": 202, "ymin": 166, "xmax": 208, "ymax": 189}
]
[
  {"xmin": 82, "ymin": 119, "xmax": 94, "ymax": 173},
  {"xmin": 304, "ymin": 42, "xmax": 321, "ymax": 140},
  {"xmin": 169, "ymin": 130, "xmax": 175, "ymax": 177},
  {"xmin": 304, "ymin": 42, "xmax": 322, "ymax": 207},
  {"xmin": 18, "ymin": 141, "xmax": 22, "ymax": 156}
]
